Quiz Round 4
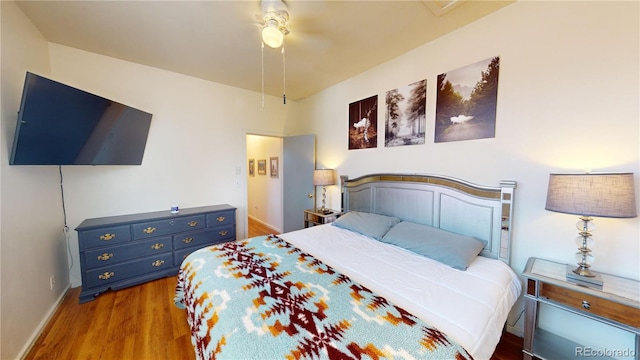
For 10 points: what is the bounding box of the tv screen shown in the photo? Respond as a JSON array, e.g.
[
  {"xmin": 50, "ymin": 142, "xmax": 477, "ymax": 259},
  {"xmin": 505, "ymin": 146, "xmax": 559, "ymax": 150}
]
[{"xmin": 9, "ymin": 72, "xmax": 152, "ymax": 165}]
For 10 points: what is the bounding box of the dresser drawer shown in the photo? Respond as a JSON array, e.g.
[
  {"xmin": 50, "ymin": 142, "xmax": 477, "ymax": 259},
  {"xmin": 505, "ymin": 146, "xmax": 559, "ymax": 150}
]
[
  {"xmin": 79, "ymin": 225, "xmax": 131, "ymax": 249},
  {"xmin": 84, "ymin": 253, "xmax": 173, "ymax": 289},
  {"xmin": 173, "ymin": 226, "xmax": 235, "ymax": 250},
  {"xmin": 174, "ymin": 247, "xmax": 205, "ymax": 266},
  {"xmin": 84, "ymin": 236, "xmax": 171, "ymax": 269},
  {"xmin": 206, "ymin": 210, "xmax": 235, "ymax": 227},
  {"xmin": 132, "ymin": 215, "xmax": 205, "ymax": 239},
  {"xmin": 540, "ymin": 282, "xmax": 640, "ymax": 327}
]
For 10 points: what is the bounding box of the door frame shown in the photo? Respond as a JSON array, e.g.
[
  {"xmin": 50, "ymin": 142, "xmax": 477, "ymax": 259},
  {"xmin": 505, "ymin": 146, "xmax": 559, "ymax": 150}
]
[{"xmin": 242, "ymin": 129, "xmax": 285, "ymax": 239}]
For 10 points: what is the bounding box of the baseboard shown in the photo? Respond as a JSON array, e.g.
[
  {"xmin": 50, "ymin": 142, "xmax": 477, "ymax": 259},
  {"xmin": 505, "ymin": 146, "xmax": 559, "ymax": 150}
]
[
  {"xmin": 248, "ymin": 215, "xmax": 281, "ymax": 234},
  {"xmin": 506, "ymin": 323, "xmax": 524, "ymax": 338},
  {"xmin": 18, "ymin": 284, "xmax": 71, "ymax": 360}
]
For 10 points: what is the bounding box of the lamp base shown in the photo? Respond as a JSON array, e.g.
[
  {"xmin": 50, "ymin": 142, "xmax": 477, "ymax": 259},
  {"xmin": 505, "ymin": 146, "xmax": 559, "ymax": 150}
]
[{"xmin": 566, "ymin": 265, "xmax": 603, "ymax": 289}]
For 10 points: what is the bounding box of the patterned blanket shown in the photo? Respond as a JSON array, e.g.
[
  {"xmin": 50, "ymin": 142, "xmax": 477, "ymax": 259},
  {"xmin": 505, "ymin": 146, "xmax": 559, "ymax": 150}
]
[{"xmin": 175, "ymin": 235, "xmax": 473, "ymax": 360}]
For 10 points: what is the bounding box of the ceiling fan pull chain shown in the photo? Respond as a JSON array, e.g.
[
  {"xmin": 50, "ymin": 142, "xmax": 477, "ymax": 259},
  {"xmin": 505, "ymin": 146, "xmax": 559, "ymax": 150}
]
[
  {"xmin": 261, "ymin": 41, "xmax": 265, "ymax": 110},
  {"xmin": 282, "ymin": 45, "xmax": 286, "ymax": 104}
]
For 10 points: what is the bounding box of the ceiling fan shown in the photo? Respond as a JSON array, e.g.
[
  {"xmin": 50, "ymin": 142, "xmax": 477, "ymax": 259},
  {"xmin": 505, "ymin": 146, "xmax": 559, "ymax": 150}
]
[{"xmin": 259, "ymin": 0, "xmax": 290, "ymax": 48}]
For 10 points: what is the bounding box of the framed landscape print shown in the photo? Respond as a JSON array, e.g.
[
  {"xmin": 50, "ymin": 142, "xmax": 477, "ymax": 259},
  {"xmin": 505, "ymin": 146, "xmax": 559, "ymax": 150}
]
[
  {"xmin": 257, "ymin": 159, "xmax": 266, "ymax": 175},
  {"xmin": 435, "ymin": 56, "xmax": 500, "ymax": 143},
  {"xmin": 385, "ymin": 79, "xmax": 426, "ymax": 147}
]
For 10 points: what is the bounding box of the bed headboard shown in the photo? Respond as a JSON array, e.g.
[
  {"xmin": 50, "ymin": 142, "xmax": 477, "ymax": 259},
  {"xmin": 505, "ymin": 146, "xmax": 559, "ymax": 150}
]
[{"xmin": 341, "ymin": 174, "xmax": 516, "ymax": 264}]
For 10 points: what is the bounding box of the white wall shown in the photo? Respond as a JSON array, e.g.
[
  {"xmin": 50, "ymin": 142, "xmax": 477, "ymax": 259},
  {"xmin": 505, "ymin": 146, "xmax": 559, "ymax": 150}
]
[
  {"xmin": 298, "ymin": 0, "xmax": 639, "ymax": 342},
  {"xmin": 0, "ymin": 2, "xmax": 71, "ymax": 359},
  {"xmin": 246, "ymin": 134, "xmax": 283, "ymax": 232},
  {"xmin": 47, "ymin": 43, "xmax": 299, "ymax": 287}
]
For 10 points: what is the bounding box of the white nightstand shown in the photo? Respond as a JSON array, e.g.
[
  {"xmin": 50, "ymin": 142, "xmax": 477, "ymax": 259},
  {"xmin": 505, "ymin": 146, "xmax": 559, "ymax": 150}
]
[{"xmin": 522, "ymin": 257, "xmax": 640, "ymax": 360}]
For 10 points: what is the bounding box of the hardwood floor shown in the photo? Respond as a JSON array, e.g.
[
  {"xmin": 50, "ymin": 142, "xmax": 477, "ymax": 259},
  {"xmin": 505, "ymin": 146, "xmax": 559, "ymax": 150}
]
[{"xmin": 24, "ymin": 218, "xmax": 522, "ymax": 359}]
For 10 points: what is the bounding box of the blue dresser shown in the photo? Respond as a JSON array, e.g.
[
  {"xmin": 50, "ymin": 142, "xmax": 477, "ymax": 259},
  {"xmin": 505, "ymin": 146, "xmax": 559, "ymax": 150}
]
[{"xmin": 76, "ymin": 204, "xmax": 236, "ymax": 303}]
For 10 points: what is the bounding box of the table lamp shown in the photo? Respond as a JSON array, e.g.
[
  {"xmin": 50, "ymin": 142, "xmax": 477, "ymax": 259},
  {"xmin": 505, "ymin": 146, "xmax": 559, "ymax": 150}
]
[
  {"xmin": 313, "ymin": 169, "xmax": 336, "ymax": 213},
  {"xmin": 545, "ymin": 172, "xmax": 637, "ymax": 287}
]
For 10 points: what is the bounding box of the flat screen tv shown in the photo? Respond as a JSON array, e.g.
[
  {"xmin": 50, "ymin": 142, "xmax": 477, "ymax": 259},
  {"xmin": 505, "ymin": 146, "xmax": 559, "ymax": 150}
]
[{"xmin": 9, "ymin": 72, "xmax": 152, "ymax": 165}]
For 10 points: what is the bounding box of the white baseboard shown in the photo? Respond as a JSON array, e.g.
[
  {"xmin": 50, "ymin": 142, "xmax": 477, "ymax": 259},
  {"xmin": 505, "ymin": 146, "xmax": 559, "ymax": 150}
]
[
  {"xmin": 18, "ymin": 284, "xmax": 71, "ymax": 360},
  {"xmin": 248, "ymin": 215, "xmax": 281, "ymax": 234}
]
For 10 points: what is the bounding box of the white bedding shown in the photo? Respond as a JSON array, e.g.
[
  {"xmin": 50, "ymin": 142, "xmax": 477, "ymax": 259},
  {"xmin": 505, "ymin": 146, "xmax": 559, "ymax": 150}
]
[{"xmin": 279, "ymin": 224, "xmax": 522, "ymax": 360}]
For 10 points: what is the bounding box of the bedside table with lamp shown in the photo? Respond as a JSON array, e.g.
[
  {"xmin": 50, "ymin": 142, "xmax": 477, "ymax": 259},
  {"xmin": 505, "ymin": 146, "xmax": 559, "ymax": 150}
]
[
  {"xmin": 523, "ymin": 173, "xmax": 639, "ymax": 360},
  {"xmin": 305, "ymin": 169, "xmax": 342, "ymax": 227}
]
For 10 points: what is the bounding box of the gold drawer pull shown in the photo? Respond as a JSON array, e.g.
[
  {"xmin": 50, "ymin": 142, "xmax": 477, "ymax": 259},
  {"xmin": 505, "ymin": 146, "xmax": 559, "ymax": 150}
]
[
  {"xmin": 98, "ymin": 272, "xmax": 114, "ymax": 280},
  {"xmin": 100, "ymin": 233, "xmax": 116, "ymax": 241},
  {"xmin": 582, "ymin": 300, "xmax": 591, "ymax": 310},
  {"xmin": 216, "ymin": 216, "xmax": 225, "ymax": 222},
  {"xmin": 151, "ymin": 260, "xmax": 165, "ymax": 267},
  {"xmin": 187, "ymin": 221, "xmax": 198, "ymax": 227},
  {"xmin": 182, "ymin": 237, "xmax": 193, "ymax": 244},
  {"xmin": 143, "ymin": 227, "xmax": 156, "ymax": 234},
  {"xmin": 219, "ymin": 230, "xmax": 228, "ymax": 236},
  {"xmin": 151, "ymin": 243, "xmax": 164, "ymax": 250},
  {"xmin": 97, "ymin": 253, "xmax": 113, "ymax": 261}
]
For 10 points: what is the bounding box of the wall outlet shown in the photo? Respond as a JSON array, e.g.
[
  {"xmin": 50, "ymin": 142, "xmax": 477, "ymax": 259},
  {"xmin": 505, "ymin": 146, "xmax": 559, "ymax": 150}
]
[{"xmin": 49, "ymin": 275, "xmax": 56, "ymax": 290}]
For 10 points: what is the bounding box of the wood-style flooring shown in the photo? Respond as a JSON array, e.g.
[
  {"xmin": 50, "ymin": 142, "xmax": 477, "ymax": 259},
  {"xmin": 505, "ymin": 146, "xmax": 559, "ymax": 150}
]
[{"xmin": 24, "ymin": 217, "xmax": 522, "ymax": 360}]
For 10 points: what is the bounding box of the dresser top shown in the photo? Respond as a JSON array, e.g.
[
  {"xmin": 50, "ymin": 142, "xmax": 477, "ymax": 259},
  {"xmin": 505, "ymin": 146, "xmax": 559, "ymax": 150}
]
[
  {"xmin": 76, "ymin": 204, "xmax": 236, "ymax": 230},
  {"xmin": 523, "ymin": 257, "xmax": 640, "ymax": 307}
]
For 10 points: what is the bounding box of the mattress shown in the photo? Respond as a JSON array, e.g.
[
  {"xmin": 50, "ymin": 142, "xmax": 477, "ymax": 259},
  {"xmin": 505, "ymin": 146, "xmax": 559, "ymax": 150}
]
[{"xmin": 279, "ymin": 224, "xmax": 522, "ymax": 360}]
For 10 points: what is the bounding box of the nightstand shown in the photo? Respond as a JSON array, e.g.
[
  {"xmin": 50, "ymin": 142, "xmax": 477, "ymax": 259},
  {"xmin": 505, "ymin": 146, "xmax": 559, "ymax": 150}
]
[
  {"xmin": 303, "ymin": 209, "xmax": 342, "ymax": 228},
  {"xmin": 522, "ymin": 257, "xmax": 640, "ymax": 360}
]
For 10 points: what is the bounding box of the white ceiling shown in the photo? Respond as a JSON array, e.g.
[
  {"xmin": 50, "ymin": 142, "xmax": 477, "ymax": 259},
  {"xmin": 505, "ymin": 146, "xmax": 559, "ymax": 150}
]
[{"xmin": 16, "ymin": 0, "xmax": 514, "ymax": 101}]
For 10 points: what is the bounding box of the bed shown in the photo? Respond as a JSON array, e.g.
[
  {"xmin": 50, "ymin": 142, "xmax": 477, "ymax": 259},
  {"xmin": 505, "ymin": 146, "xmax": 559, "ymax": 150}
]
[{"xmin": 175, "ymin": 173, "xmax": 521, "ymax": 360}]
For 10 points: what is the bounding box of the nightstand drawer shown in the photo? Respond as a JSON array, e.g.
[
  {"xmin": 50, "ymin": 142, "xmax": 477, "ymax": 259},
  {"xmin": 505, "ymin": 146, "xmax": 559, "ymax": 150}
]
[
  {"xmin": 540, "ymin": 282, "xmax": 640, "ymax": 327},
  {"xmin": 306, "ymin": 212, "xmax": 321, "ymax": 223}
]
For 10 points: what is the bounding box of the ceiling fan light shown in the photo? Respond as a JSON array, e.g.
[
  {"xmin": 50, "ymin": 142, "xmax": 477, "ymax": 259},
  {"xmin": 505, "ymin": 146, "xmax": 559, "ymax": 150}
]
[{"xmin": 262, "ymin": 24, "xmax": 284, "ymax": 48}]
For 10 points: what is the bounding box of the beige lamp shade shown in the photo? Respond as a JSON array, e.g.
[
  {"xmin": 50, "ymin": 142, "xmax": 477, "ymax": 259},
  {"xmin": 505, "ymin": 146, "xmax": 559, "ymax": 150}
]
[
  {"xmin": 313, "ymin": 169, "xmax": 335, "ymax": 186},
  {"xmin": 545, "ymin": 173, "xmax": 637, "ymax": 218}
]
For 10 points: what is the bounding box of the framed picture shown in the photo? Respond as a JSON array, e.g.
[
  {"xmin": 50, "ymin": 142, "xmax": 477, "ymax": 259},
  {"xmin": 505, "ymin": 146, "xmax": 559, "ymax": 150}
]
[
  {"xmin": 385, "ymin": 79, "xmax": 426, "ymax": 147},
  {"xmin": 248, "ymin": 159, "xmax": 255, "ymax": 176},
  {"xmin": 257, "ymin": 159, "xmax": 266, "ymax": 175},
  {"xmin": 348, "ymin": 95, "xmax": 378, "ymax": 150},
  {"xmin": 435, "ymin": 56, "xmax": 500, "ymax": 143},
  {"xmin": 270, "ymin": 157, "xmax": 279, "ymax": 178}
]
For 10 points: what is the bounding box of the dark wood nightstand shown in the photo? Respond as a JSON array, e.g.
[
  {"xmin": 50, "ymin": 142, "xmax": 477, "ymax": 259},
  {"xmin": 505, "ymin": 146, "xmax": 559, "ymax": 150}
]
[
  {"xmin": 303, "ymin": 209, "xmax": 342, "ymax": 228},
  {"xmin": 522, "ymin": 257, "xmax": 640, "ymax": 360}
]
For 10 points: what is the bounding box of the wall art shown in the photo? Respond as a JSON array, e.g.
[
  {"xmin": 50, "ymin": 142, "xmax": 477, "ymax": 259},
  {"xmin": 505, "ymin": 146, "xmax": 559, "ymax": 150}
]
[
  {"xmin": 248, "ymin": 159, "xmax": 255, "ymax": 176},
  {"xmin": 435, "ymin": 56, "xmax": 500, "ymax": 143},
  {"xmin": 348, "ymin": 95, "xmax": 378, "ymax": 150},
  {"xmin": 385, "ymin": 79, "xmax": 426, "ymax": 147},
  {"xmin": 270, "ymin": 157, "xmax": 279, "ymax": 178},
  {"xmin": 257, "ymin": 159, "xmax": 266, "ymax": 175}
]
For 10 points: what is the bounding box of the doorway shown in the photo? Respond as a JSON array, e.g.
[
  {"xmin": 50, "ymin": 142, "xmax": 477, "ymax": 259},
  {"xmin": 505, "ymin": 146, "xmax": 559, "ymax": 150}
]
[{"xmin": 245, "ymin": 133, "xmax": 316, "ymax": 237}]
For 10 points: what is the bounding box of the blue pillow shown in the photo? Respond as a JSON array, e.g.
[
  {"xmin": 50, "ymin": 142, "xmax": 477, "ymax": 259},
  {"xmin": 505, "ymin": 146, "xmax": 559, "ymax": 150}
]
[
  {"xmin": 380, "ymin": 221, "xmax": 484, "ymax": 270},
  {"xmin": 332, "ymin": 211, "xmax": 401, "ymax": 240}
]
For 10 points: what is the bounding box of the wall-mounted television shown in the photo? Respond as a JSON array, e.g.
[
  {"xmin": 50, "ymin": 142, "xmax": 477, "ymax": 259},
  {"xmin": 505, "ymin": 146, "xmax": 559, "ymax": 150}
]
[{"xmin": 9, "ymin": 72, "xmax": 152, "ymax": 165}]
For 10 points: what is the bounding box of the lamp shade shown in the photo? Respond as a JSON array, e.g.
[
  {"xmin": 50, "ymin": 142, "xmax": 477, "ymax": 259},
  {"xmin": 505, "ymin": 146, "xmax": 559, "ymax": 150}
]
[
  {"xmin": 262, "ymin": 22, "xmax": 284, "ymax": 48},
  {"xmin": 313, "ymin": 169, "xmax": 335, "ymax": 186},
  {"xmin": 545, "ymin": 173, "xmax": 637, "ymax": 218}
]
